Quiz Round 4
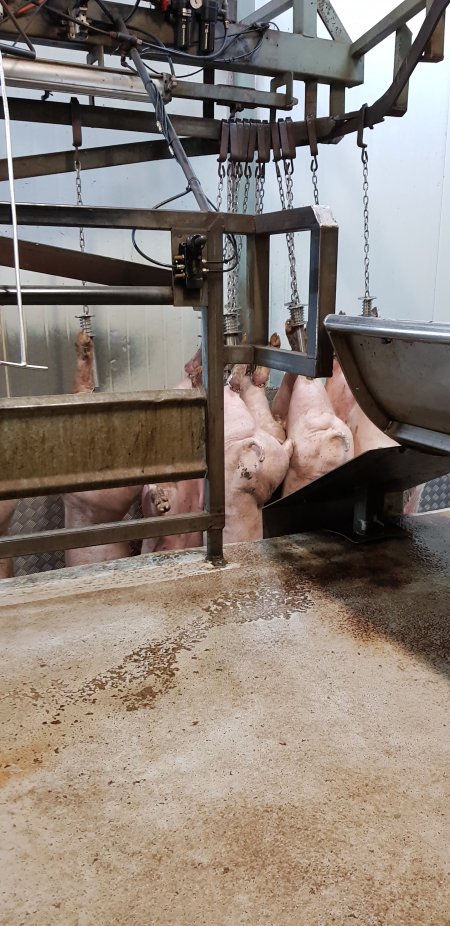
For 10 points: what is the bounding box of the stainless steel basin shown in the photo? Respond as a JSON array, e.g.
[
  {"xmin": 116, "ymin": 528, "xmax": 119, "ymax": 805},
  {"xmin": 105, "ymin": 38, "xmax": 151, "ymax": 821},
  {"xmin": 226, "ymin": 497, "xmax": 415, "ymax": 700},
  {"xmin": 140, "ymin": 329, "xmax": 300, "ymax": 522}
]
[{"xmin": 324, "ymin": 315, "xmax": 450, "ymax": 454}]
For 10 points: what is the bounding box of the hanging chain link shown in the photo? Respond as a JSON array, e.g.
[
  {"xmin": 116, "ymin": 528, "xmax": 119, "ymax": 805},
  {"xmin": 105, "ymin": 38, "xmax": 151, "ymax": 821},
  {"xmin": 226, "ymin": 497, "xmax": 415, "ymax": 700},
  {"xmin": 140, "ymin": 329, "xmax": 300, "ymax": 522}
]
[
  {"xmin": 311, "ymin": 154, "xmax": 319, "ymax": 206},
  {"xmin": 359, "ymin": 144, "xmax": 377, "ymax": 316},
  {"xmin": 255, "ymin": 163, "xmax": 266, "ymax": 216},
  {"xmin": 74, "ymin": 157, "xmax": 86, "ymax": 256},
  {"xmin": 216, "ymin": 161, "xmax": 225, "ymax": 212},
  {"xmin": 361, "ymin": 147, "xmax": 370, "ymax": 299},
  {"xmin": 74, "ymin": 152, "xmax": 93, "ymax": 334},
  {"xmin": 282, "ymin": 159, "xmax": 300, "ymax": 307}
]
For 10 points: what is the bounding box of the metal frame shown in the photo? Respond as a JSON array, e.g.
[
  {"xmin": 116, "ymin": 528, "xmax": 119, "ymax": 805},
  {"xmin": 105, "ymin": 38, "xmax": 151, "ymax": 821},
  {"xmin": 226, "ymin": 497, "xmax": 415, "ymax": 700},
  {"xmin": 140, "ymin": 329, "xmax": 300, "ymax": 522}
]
[{"xmin": 0, "ymin": 205, "xmax": 337, "ymax": 560}]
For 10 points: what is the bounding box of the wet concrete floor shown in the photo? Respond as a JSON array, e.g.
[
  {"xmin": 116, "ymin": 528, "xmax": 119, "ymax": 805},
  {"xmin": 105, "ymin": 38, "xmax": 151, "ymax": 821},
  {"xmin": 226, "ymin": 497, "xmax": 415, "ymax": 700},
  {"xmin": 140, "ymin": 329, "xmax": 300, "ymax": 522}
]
[{"xmin": 0, "ymin": 513, "xmax": 449, "ymax": 925}]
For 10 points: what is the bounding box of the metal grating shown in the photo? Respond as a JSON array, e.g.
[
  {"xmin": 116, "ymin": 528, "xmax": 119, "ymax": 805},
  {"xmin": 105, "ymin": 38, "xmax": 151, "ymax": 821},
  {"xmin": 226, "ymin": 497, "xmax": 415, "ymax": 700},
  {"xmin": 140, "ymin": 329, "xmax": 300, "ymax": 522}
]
[{"xmin": 419, "ymin": 474, "xmax": 450, "ymax": 512}]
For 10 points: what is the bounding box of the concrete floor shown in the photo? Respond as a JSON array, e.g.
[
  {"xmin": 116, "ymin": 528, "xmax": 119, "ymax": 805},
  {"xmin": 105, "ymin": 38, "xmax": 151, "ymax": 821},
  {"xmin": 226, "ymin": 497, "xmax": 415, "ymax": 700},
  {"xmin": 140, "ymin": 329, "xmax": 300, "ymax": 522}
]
[{"xmin": 0, "ymin": 514, "xmax": 449, "ymax": 926}]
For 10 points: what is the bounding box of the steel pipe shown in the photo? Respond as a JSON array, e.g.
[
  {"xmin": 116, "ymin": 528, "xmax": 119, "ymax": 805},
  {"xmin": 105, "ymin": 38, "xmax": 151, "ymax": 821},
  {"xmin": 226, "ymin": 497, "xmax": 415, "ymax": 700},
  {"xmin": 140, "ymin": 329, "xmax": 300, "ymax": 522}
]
[{"xmin": 0, "ymin": 285, "xmax": 174, "ymax": 305}]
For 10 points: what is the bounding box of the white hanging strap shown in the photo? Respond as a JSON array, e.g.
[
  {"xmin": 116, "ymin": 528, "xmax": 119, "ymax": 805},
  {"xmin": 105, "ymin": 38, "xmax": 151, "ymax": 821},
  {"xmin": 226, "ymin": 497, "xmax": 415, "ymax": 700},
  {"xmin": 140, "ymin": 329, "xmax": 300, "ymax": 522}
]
[{"xmin": 0, "ymin": 50, "xmax": 47, "ymax": 370}]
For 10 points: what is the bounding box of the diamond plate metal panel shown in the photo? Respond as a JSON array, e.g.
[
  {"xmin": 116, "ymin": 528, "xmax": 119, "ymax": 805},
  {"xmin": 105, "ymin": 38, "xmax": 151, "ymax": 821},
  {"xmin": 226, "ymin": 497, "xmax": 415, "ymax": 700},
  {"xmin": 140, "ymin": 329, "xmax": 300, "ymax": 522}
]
[
  {"xmin": 10, "ymin": 496, "xmax": 143, "ymax": 577},
  {"xmin": 419, "ymin": 474, "xmax": 450, "ymax": 512}
]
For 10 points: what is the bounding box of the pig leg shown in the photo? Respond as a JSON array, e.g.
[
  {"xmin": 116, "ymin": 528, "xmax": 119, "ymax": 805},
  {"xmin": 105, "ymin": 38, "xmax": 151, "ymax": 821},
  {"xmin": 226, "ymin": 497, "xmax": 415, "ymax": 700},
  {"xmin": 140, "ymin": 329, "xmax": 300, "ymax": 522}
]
[
  {"xmin": 63, "ymin": 485, "xmax": 141, "ymax": 568},
  {"xmin": 0, "ymin": 499, "xmax": 17, "ymax": 579},
  {"xmin": 141, "ymin": 482, "xmax": 203, "ymax": 555},
  {"xmin": 403, "ymin": 484, "xmax": 425, "ymax": 515},
  {"xmin": 223, "ymin": 438, "xmax": 266, "ymax": 543},
  {"xmin": 184, "ymin": 344, "xmax": 202, "ymax": 387},
  {"xmin": 283, "ymin": 376, "xmax": 354, "ymax": 496},
  {"xmin": 64, "ymin": 331, "xmax": 142, "ymax": 567},
  {"xmin": 326, "ymin": 359, "xmax": 398, "ymax": 456},
  {"xmin": 229, "ymin": 339, "xmax": 287, "ymax": 444}
]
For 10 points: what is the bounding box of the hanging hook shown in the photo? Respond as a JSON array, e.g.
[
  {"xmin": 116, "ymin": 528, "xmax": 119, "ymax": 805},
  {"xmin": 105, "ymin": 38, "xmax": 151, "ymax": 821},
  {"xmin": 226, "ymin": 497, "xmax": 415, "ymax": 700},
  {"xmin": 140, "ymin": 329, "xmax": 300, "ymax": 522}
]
[{"xmin": 357, "ymin": 103, "xmax": 369, "ymax": 160}]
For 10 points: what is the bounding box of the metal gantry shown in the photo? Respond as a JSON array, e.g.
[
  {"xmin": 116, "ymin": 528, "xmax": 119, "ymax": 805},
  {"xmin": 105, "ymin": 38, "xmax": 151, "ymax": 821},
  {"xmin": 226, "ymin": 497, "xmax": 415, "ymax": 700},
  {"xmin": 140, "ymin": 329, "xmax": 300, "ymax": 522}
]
[{"xmin": 0, "ymin": 0, "xmax": 448, "ymax": 559}]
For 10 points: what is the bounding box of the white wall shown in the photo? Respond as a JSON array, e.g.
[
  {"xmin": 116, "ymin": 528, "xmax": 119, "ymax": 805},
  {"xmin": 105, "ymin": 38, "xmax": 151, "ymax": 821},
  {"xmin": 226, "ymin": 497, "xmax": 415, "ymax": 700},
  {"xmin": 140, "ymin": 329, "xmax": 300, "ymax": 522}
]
[
  {"xmin": 1, "ymin": 3, "xmax": 449, "ymax": 396},
  {"xmin": 0, "ymin": 48, "xmax": 228, "ymax": 396},
  {"xmin": 255, "ymin": 1, "xmax": 450, "ymax": 343}
]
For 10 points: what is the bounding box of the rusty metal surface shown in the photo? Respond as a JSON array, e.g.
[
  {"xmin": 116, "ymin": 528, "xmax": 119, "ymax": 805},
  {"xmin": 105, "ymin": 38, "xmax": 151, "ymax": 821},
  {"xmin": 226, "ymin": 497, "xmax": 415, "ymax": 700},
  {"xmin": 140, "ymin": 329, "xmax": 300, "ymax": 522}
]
[
  {"xmin": 0, "ymin": 514, "xmax": 448, "ymax": 925},
  {"xmin": 0, "ymin": 389, "xmax": 206, "ymax": 499}
]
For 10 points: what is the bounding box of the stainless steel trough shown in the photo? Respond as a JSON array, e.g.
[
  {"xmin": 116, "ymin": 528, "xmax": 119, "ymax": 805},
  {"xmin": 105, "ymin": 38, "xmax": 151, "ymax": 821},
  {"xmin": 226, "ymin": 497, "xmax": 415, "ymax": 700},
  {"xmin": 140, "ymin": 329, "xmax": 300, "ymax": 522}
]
[{"xmin": 324, "ymin": 315, "xmax": 450, "ymax": 454}]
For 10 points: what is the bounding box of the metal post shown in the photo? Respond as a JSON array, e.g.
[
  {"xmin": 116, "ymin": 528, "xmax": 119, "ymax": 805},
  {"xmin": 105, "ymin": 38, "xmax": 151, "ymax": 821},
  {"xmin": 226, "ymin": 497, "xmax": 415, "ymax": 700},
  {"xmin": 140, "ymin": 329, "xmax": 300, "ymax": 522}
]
[
  {"xmin": 202, "ymin": 222, "xmax": 225, "ymax": 563},
  {"xmin": 293, "ymin": 0, "xmax": 317, "ymax": 36}
]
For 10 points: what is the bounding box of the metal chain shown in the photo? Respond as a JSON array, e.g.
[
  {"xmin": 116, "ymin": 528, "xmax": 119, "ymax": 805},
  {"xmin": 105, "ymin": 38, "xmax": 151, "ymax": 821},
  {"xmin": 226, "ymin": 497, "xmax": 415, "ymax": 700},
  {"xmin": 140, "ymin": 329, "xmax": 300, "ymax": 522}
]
[
  {"xmin": 361, "ymin": 147, "xmax": 370, "ymax": 299},
  {"xmin": 74, "ymin": 157, "xmax": 86, "ymax": 256},
  {"xmin": 74, "ymin": 153, "xmax": 94, "ymax": 337},
  {"xmin": 311, "ymin": 154, "xmax": 319, "ymax": 206},
  {"xmin": 216, "ymin": 161, "xmax": 225, "ymax": 212},
  {"xmin": 282, "ymin": 159, "xmax": 300, "ymax": 306},
  {"xmin": 226, "ymin": 160, "xmax": 243, "ymax": 311},
  {"xmin": 255, "ymin": 163, "xmax": 266, "ymax": 215}
]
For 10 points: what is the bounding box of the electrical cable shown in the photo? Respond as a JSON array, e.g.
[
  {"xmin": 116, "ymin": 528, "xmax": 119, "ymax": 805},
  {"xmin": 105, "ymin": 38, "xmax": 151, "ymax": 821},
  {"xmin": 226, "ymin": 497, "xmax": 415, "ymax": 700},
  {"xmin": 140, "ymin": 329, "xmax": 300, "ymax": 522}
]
[
  {"xmin": 137, "ymin": 24, "xmax": 268, "ymax": 67},
  {"xmin": 123, "ymin": 0, "xmax": 142, "ymax": 24},
  {"xmin": 131, "ymin": 186, "xmax": 193, "ymax": 267},
  {"xmin": 131, "ymin": 187, "xmax": 238, "ymax": 273}
]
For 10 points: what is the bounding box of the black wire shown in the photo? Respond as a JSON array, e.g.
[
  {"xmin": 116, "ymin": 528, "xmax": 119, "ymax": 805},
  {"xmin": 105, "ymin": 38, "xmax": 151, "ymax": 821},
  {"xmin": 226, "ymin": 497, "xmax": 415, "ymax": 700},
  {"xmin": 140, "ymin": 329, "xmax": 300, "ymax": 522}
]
[
  {"xmin": 130, "ymin": 27, "xmax": 176, "ymax": 74},
  {"xmin": 123, "ymin": 0, "xmax": 142, "ymax": 24},
  {"xmin": 132, "ymin": 230, "xmax": 173, "ymax": 268},
  {"xmin": 131, "ymin": 186, "xmax": 193, "ymax": 267},
  {"xmin": 92, "ymin": 0, "xmax": 116, "ymax": 25},
  {"xmin": 137, "ymin": 25, "xmax": 268, "ymax": 68}
]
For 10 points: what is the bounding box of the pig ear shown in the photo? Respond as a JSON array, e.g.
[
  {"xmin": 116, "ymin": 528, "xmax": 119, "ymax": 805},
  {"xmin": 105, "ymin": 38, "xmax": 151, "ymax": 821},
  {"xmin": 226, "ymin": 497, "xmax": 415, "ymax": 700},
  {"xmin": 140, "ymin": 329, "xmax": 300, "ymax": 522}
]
[
  {"xmin": 247, "ymin": 440, "xmax": 265, "ymax": 463},
  {"xmin": 237, "ymin": 440, "xmax": 265, "ymax": 486}
]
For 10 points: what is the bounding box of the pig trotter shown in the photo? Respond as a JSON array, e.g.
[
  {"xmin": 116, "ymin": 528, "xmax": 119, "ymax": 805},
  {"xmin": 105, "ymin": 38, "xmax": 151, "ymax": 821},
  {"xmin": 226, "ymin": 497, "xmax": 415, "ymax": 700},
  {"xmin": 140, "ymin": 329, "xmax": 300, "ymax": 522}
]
[{"xmin": 148, "ymin": 485, "xmax": 171, "ymax": 515}]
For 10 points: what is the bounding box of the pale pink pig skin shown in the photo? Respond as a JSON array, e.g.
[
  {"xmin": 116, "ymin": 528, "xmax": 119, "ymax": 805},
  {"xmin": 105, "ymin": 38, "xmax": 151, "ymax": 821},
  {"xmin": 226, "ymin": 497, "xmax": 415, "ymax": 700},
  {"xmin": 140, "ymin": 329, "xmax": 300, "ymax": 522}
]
[
  {"xmin": 141, "ymin": 479, "xmax": 204, "ymax": 554},
  {"xmin": 63, "ymin": 485, "xmax": 142, "ymax": 568},
  {"xmin": 326, "ymin": 358, "xmax": 397, "ymax": 456},
  {"xmin": 326, "ymin": 359, "xmax": 425, "ymax": 515},
  {"xmin": 282, "ymin": 375, "xmax": 354, "ymax": 496},
  {"xmin": 223, "ymin": 369, "xmax": 293, "ymax": 544}
]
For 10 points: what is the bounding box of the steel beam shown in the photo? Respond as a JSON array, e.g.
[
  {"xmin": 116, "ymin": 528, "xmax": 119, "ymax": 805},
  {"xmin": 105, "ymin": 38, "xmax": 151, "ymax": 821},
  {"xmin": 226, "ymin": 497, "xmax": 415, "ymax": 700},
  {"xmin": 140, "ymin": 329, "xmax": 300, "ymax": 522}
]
[
  {"xmin": 242, "ymin": 0, "xmax": 351, "ymax": 41},
  {"xmin": 2, "ymin": 97, "xmax": 222, "ymax": 139},
  {"xmin": 0, "ymin": 236, "xmax": 172, "ymax": 287},
  {"xmin": 240, "ymin": 0, "xmax": 292, "ymax": 24},
  {"xmin": 351, "ymin": 0, "xmax": 425, "ymax": 58},
  {"xmin": 1, "ymin": 55, "xmax": 296, "ymax": 109},
  {"xmin": 1, "ymin": 30, "xmax": 363, "ymax": 87},
  {"xmin": 0, "ymin": 138, "xmax": 218, "ymax": 182},
  {"xmin": 0, "ymin": 203, "xmax": 255, "ymax": 235},
  {"xmin": 0, "ymin": 286, "xmax": 174, "ymax": 305},
  {"xmin": 0, "ymin": 512, "xmax": 220, "ymax": 558},
  {"xmin": 317, "ymin": 0, "xmax": 351, "ymax": 42},
  {"xmin": 0, "ymin": 390, "xmax": 207, "ymax": 499},
  {"xmin": 423, "ymin": 0, "xmax": 446, "ymax": 60}
]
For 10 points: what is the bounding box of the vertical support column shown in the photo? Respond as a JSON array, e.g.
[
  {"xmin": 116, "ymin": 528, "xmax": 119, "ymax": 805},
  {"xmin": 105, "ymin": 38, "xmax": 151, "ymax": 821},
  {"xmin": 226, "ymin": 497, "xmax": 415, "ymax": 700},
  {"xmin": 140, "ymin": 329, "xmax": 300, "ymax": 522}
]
[
  {"xmin": 330, "ymin": 85, "xmax": 345, "ymax": 117},
  {"xmin": 246, "ymin": 232, "xmax": 270, "ymax": 345},
  {"xmin": 203, "ymin": 68, "xmax": 215, "ymax": 119},
  {"xmin": 293, "ymin": 0, "xmax": 317, "ymax": 36},
  {"xmin": 391, "ymin": 25, "xmax": 412, "ymax": 116},
  {"xmin": 423, "ymin": 0, "xmax": 445, "ymax": 61},
  {"xmin": 202, "ymin": 221, "xmax": 225, "ymax": 564}
]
